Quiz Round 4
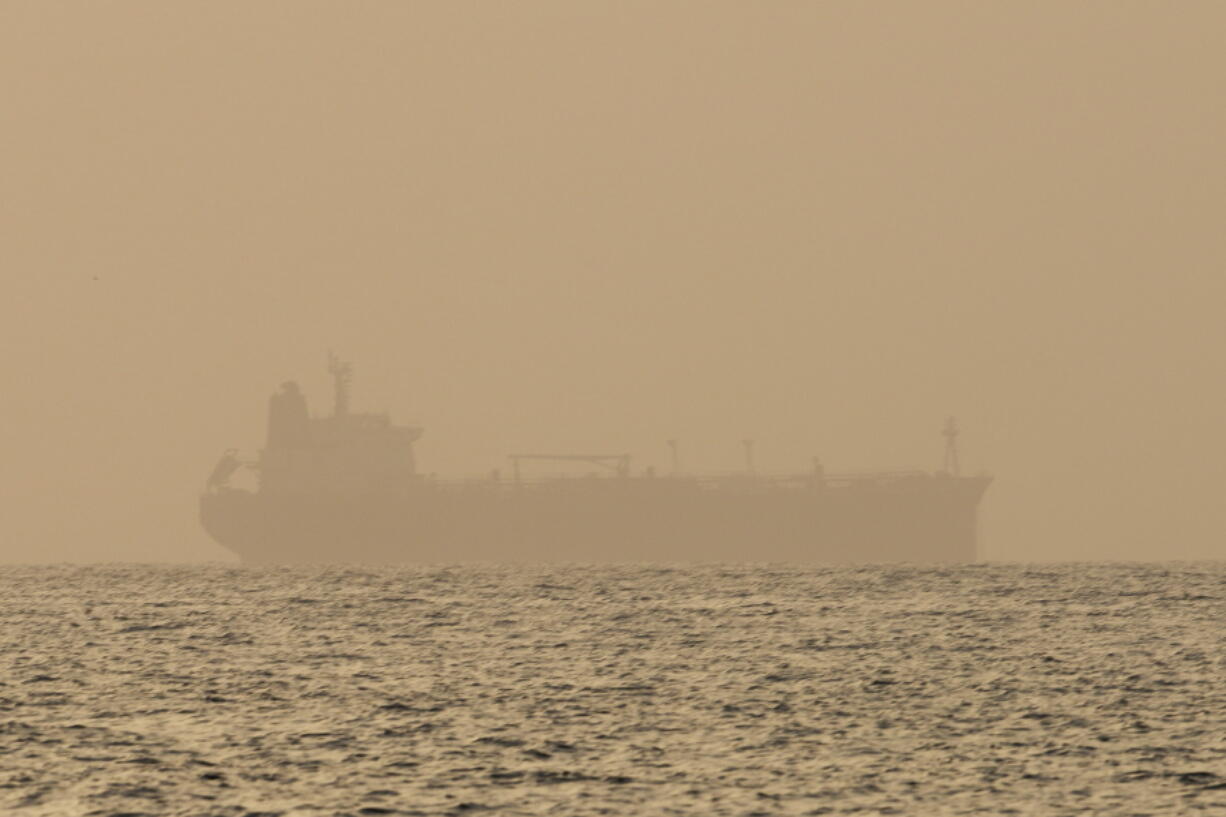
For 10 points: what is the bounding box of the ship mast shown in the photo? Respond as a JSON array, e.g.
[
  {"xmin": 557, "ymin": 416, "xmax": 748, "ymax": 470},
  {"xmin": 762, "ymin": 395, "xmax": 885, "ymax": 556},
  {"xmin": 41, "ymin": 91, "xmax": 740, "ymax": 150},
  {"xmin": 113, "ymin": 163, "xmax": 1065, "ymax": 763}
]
[
  {"xmin": 942, "ymin": 416, "xmax": 960, "ymax": 476},
  {"xmin": 328, "ymin": 353, "xmax": 353, "ymax": 418}
]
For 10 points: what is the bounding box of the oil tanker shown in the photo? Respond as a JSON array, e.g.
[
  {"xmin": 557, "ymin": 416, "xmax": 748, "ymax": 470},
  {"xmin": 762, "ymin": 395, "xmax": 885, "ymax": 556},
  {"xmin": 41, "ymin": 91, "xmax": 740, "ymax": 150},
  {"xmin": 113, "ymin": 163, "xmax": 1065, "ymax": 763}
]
[{"xmin": 200, "ymin": 358, "xmax": 991, "ymax": 563}]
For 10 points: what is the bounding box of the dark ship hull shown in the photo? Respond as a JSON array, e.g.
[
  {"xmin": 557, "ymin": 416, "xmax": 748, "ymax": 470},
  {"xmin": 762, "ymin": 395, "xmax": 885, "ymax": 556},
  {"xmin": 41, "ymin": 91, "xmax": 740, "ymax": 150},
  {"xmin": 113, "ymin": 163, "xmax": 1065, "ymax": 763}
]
[
  {"xmin": 200, "ymin": 473, "xmax": 991, "ymax": 563},
  {"xmin": 201, "ymin": 360, "xmax": 991, "ymax": 563}
]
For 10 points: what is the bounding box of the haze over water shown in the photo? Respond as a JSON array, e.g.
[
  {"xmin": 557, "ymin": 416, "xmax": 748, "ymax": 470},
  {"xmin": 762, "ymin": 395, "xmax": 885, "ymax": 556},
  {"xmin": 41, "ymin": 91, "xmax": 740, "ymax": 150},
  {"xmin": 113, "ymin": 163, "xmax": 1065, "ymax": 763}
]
[
  {"xmin": 4, "ymin": 4, "xmax": 1224, "ymax": 816},
  {"xmin": 4, "ymin": 562, "xmax": 1225, "ymax": 816},
  {"xmin": 3, "ymin": 2, "xmax": 1225, "ymax": 563}
]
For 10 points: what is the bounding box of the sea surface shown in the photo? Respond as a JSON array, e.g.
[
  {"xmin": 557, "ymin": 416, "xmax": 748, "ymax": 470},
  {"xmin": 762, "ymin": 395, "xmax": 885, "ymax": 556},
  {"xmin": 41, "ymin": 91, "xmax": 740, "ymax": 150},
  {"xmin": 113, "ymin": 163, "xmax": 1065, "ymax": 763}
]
[{"xmin": 1, "ymin": 562, "xmax": 1224, "ymax": 816}]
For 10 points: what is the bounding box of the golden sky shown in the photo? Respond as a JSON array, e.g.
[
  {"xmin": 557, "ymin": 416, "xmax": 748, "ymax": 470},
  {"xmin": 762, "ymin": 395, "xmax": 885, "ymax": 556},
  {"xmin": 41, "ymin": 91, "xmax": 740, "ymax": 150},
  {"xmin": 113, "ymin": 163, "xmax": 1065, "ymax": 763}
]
[{"xmin": 3, "ymin": 2, "xmax": 1223, "ymax": 561}]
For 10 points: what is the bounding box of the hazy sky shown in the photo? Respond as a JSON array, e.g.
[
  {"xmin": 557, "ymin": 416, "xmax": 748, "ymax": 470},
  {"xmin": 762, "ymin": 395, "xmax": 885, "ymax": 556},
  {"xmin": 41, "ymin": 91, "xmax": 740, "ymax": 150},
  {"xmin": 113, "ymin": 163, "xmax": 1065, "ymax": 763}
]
[{"xmin": 3, "ymin": 2, "xmax": 1223, "ymax": 562}]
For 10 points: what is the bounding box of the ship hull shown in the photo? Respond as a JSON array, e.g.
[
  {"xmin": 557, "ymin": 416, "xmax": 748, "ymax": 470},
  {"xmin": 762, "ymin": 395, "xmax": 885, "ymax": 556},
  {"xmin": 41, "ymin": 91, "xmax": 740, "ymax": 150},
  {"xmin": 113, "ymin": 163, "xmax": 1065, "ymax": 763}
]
[{"xmin": 201, "ymin": 475, "xmax": 991, "ymax": 563}]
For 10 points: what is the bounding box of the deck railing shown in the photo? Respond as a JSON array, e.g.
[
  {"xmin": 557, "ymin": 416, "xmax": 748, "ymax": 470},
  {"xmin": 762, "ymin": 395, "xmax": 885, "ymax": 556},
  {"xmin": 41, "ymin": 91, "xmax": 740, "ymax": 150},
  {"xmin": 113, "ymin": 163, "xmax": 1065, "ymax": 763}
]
[{"xmin": 422, "ymin": 468, "xmax": 936, "ymax": 492}]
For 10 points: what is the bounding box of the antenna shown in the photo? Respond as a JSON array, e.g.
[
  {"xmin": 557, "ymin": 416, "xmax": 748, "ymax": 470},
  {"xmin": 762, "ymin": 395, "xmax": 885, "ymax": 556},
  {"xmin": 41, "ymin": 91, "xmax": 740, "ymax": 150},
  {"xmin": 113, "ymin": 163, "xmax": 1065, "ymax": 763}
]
[
  {"xmin": 667, "ymin": 439, "xmax": 679, "ymax": 475},
  {"xmin": 328, "ymin": 352, "xmax": 353, "ymax": 417},
  {"xmin": 942, "ymin": 416, "xmax": 960, "ymax": 476}
]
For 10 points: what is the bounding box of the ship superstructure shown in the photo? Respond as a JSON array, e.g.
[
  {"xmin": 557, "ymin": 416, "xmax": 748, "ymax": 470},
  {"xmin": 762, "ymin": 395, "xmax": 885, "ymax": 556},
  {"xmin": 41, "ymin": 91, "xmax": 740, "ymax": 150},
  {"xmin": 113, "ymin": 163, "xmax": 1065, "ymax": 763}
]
[{"xmin": 201, "ymin": 359, "xmax": 991, "ymax": 563}]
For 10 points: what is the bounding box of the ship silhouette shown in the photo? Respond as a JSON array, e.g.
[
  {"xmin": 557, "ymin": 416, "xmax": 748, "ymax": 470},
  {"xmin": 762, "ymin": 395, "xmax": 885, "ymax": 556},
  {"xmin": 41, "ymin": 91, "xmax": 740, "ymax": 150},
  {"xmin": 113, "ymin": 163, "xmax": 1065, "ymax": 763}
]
[{"xmin": 200, "ymin": 358, "xmax": 991, "ymax": 562}]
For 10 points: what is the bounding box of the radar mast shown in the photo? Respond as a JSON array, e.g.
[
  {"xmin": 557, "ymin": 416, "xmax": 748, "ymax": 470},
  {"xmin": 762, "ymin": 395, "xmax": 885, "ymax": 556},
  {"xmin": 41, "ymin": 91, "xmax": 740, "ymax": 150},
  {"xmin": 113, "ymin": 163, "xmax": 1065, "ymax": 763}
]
[
  {"xmin": 328, "ymin": 352, "xmax": 353, "ymax": 418},
  {"xmin": 942, "ymin": 416, "xmax": 960, "ymax": 476}
]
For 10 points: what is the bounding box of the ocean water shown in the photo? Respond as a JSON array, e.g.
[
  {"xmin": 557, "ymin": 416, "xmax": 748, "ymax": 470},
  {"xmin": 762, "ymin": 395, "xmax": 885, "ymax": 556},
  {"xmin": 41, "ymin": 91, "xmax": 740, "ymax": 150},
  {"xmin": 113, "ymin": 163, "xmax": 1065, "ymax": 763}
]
[{"xmin": 1, "ymin": 562, "xmax": 1224, "ymax": 816}]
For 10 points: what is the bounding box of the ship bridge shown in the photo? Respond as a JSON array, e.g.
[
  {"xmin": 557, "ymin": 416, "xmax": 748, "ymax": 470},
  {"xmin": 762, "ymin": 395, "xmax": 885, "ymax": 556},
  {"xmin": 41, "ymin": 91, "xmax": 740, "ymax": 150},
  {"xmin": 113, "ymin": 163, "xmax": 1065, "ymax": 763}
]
[{"xmin": 256, "ymin": 357, "xmax": 422, "ymax": 494}]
